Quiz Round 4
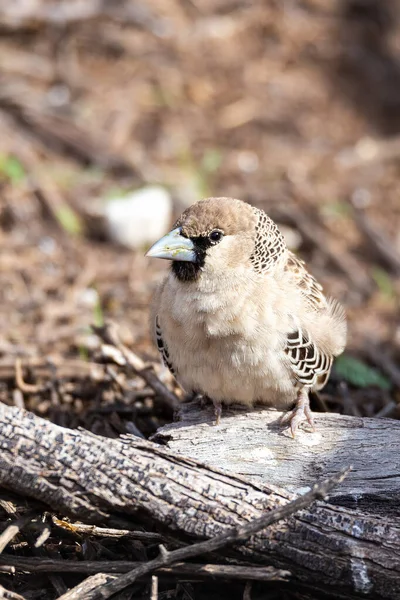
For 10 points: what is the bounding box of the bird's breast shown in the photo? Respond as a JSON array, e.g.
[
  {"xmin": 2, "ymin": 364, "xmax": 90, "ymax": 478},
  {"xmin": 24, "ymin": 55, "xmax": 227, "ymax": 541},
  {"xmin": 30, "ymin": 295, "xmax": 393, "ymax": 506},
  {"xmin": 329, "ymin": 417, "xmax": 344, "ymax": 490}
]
[
  {"xmin": 168, "ymin": 281, "xmax": 258, "ymax": 338},
  {"xmin": 156, "ymin": 274, "xmax": 297, "ymax": 407}
]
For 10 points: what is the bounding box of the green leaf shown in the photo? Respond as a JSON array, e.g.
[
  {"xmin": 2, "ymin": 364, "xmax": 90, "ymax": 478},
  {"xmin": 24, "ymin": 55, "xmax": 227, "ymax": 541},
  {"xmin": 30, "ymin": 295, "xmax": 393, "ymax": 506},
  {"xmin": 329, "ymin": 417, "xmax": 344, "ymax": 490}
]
[
  {"xmin": 335, "ymin": 355, "xmax": 391, "ymax": 390},
  {"xmin": 320, "ymin": 201, "xmax": 351, "ymax": 219},
  {"xmin": 55, "ymin": 204, "xmax": 83, "ymax": 236},
  {"xmin": 93, "ymin": 292, "xmax": 104, "ymax": 328},
  {"xmin": 78, "ymin": 344, "xmax": 89, "ymax": 361},
  {"xmin": 0, "ymin": 155, "xmax": 25, "ymax": 183}
]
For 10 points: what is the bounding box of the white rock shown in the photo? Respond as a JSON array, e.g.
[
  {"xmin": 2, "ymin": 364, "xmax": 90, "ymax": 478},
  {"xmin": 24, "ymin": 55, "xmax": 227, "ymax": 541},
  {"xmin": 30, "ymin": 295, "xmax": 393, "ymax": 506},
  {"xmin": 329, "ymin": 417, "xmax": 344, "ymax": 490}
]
[
  {"xmin": 104, "ymin": 186, "xmax": 172, "ymax": 250},
  {"xmin": 237, "ymin": 151, "xmax": 259, "ymax": 173},
  {"xmin": 77, "ymin": 287, "xmax": 99, "ymax": 308}
]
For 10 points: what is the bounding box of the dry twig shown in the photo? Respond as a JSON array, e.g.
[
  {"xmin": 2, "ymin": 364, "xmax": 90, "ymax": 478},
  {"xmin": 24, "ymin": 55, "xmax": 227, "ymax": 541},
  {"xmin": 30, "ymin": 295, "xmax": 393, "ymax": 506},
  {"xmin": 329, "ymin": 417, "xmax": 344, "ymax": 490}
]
[
  {"xmin": 14, "ymin": 358, "xmax": 44, "ymax": 394},
  {"xmin": 150, "ymin": 576, "xmax": 158, "ymax": 600},
  {"xmin": 0, "ymin": 556, "xmax": 289, "ymax": 582},
  {"xmin": 56, "ymin": 574, "xmax": 116, "ymax": 600},
  {"xmin": 93, "ymin": 323, "xmax": 180, "ymax": 411},
  {"xmin": 0, "ymin": 585, "xmax": 26, "ymax": 600},
  {"xmin": 81, "ymin": 468, "xmax": 349, "ymax": 600},
  {"xmin": 51, "ymin": 518, "xmax": 162, "ymax": 542},
  {"xmin": 0, "ymin": 511, "xmax": 37, "ymax": 554}
]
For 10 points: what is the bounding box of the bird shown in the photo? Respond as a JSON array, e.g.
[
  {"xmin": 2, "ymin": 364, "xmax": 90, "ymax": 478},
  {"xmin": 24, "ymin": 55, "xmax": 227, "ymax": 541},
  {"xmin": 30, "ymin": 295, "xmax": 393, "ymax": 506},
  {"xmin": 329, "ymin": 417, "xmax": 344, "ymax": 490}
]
[{"xmin": 146, "ymin": 197, "xmax": 347, "ymax": 436}]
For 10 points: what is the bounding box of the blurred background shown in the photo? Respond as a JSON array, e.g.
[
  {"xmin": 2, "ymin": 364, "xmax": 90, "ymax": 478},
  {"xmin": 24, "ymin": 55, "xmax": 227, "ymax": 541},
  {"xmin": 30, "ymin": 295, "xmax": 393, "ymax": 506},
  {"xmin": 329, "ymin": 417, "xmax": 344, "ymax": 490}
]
[
  {"xmin": 1, "ymin": 1, "xmax": 400, "ymax": 599},
  {"xmin": 0, "ymin": 0, "xmax": 400, "ymax": 433}
]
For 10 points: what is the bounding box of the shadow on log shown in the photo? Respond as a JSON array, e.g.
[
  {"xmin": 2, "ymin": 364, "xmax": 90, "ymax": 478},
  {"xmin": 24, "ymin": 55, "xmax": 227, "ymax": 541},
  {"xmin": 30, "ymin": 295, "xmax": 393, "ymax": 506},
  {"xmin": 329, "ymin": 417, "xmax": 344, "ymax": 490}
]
[
  {"xmin": 0, "ymin": 402, "xmax": 399, "ymax": 598},
  {"xmin": 157, "ymin": 400, "xmax": 400, "ymax": 516}
]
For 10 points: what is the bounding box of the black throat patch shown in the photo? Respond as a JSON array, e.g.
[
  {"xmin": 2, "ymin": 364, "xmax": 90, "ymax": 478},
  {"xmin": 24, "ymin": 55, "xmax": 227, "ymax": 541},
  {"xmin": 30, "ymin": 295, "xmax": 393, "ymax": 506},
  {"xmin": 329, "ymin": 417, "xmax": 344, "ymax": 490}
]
[
  {"xmin": 171, "ymin": 236, "xmax": 210, "ymax": 282},
  {"xmin": 172, "ymin": 261, "xmax": 202, "ymax": 282}
]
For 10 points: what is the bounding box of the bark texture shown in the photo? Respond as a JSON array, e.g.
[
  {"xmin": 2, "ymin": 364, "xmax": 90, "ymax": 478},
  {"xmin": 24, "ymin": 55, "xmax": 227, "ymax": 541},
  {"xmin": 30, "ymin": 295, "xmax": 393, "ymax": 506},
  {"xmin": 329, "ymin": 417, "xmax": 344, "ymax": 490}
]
[
  {"xmin": 158, "ymin": 400, "xmax": 400, "ymax": 515},
  {"xmin": 0, "ymin": 403, "xmax": 399, "ymax": 599}
]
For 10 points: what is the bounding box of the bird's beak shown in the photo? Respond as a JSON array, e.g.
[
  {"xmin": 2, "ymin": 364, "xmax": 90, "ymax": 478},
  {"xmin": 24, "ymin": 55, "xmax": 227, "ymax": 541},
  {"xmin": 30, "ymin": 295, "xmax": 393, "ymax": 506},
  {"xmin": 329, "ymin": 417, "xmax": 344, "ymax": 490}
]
[{"xmin": 145, "ymin": 228, "xmax": 196, "ymax": 262}]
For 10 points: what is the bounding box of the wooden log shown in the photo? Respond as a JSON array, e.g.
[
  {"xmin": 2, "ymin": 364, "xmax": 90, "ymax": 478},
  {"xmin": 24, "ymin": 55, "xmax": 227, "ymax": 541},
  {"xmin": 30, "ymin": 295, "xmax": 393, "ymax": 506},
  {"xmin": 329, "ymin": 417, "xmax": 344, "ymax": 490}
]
[
  {"xmin": 0, "ymin": 403, "xmax": 399, "ymax": 599},
  {"xmin": 157, "ymin": 400, "xmax": 400, "ymax": 516}
]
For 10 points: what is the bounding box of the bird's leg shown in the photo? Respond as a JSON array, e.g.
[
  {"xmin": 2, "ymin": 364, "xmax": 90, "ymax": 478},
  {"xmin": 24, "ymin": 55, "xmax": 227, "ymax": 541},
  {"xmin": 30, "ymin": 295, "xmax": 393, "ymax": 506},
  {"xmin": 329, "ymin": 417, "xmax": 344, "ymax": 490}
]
[
  {"xmin": 212, "ymin": 398, "xmax": 222, "ymax": 425},
  {"xmin": 198, "ymin": 394, "xmax": 208, "ymax": 409},
  {"xmin": 281, "ymin": 388, "xmax": 315, "ymax": 437},
  {"xmin": 198, "ymin": 395, "xmax": 222, "ymax": 424}
]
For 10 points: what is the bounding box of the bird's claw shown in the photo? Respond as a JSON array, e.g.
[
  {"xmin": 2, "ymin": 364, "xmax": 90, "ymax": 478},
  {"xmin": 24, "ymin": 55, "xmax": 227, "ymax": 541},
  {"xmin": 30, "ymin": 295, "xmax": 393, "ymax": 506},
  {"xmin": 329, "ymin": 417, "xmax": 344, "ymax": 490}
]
[
  {"xmin": 213, "ymin": 401, "xmax": 222, "ymax": 426},
  {"xmin": 281, "ymin": 393, "xmax": 315, "ymax": 438},
  {"xmin": 198, "ymin": 395, "xmax": 222, "ymax": 424}
]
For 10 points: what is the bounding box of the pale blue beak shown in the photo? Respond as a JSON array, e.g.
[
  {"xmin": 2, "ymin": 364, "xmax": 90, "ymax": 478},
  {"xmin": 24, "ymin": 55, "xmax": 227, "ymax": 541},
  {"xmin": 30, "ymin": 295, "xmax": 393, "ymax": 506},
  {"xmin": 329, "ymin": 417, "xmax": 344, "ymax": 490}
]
[{"xmin": 145, "ymin": 227, "xmax": 196, "ymax": 262}]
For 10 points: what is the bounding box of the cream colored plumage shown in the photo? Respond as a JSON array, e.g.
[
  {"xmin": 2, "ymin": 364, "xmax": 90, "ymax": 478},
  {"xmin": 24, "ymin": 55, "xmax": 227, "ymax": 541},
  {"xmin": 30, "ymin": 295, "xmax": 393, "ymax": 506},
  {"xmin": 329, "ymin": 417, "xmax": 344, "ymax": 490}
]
[{"xmin": 146, "ymin": 197, "xmax": 347, "ymax": 436}]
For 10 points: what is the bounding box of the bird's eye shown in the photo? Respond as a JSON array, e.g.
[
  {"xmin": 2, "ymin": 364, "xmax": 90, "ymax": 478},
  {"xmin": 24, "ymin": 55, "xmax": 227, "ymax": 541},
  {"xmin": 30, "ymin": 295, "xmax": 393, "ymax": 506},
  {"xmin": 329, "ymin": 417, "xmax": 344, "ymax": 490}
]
[{"xmin": 208, "ymin": 230, "xmax": 223, "ymax": 244}]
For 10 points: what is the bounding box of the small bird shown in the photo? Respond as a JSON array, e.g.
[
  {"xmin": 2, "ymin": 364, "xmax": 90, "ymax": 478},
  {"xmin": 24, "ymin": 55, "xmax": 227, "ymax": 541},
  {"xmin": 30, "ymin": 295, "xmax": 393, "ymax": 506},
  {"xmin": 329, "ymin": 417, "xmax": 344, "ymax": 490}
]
[{"xmin": 146, "ymin": 197, "xmax": 346, "ymax": 436}]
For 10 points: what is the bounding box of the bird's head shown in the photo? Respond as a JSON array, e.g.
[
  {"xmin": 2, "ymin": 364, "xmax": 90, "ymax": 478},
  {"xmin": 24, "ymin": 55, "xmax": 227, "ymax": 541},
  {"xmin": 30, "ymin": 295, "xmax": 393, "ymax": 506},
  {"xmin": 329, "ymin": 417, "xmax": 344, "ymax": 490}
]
[{"xmin": 146, "ymin": 197, "xmax": 287, "ymax": 282}]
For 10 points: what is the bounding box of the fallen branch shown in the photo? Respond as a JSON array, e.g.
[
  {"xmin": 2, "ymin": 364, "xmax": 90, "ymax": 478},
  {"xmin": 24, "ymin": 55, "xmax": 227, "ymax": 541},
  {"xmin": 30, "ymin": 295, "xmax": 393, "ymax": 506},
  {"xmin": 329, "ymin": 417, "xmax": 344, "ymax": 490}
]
[
  {"xmin": 0, "ymin": 556, "xmax": 289, "ymax": 582},
  {"xmin": 80, "ymin": 468, "xmax": 348, "ymax": 600},
  {"xmin": 57, "ymin": 574, "xmax": 115, "ymax": 600},
  {"xmin": 159, "ymin": 399, "xmax": 400, "ymax": 514},
  {"xmin": 0, "ymin": 404, "xmax": 399, "ymax": 598}
]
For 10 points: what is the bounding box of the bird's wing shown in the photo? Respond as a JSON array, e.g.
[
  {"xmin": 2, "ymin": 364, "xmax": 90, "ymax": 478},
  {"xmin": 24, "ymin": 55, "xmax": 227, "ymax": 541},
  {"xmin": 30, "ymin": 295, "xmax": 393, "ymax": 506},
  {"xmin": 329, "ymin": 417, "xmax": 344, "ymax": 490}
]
[
  {"xmin": 155, "ymin": 315, "xmax": 177, "ymax": 377},
  {"xmin": 283, "ymin": 252, "xmax": 341, "ymax": 389},
  {"xmin": 285, "ymin": 325, "xmax": 333, "ymax": 389},
  {"xmin": 285, "ymin": 252, "xmax": 327, "ymax": 311}
]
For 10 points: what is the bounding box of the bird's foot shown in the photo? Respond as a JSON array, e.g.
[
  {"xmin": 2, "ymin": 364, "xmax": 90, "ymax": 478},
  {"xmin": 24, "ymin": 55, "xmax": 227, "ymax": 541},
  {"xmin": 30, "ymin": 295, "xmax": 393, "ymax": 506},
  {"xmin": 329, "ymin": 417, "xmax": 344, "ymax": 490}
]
[
  {"xmin": 198, "ymin": 395, "xmax": 222, "ymax": 425},
  {"xmin": 281, "ymin": 390, "xmax": 315, "ymax": 438},
  {"xmin": 212, "ymin": 399, "xmax": 222, "ymax": 425}
]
